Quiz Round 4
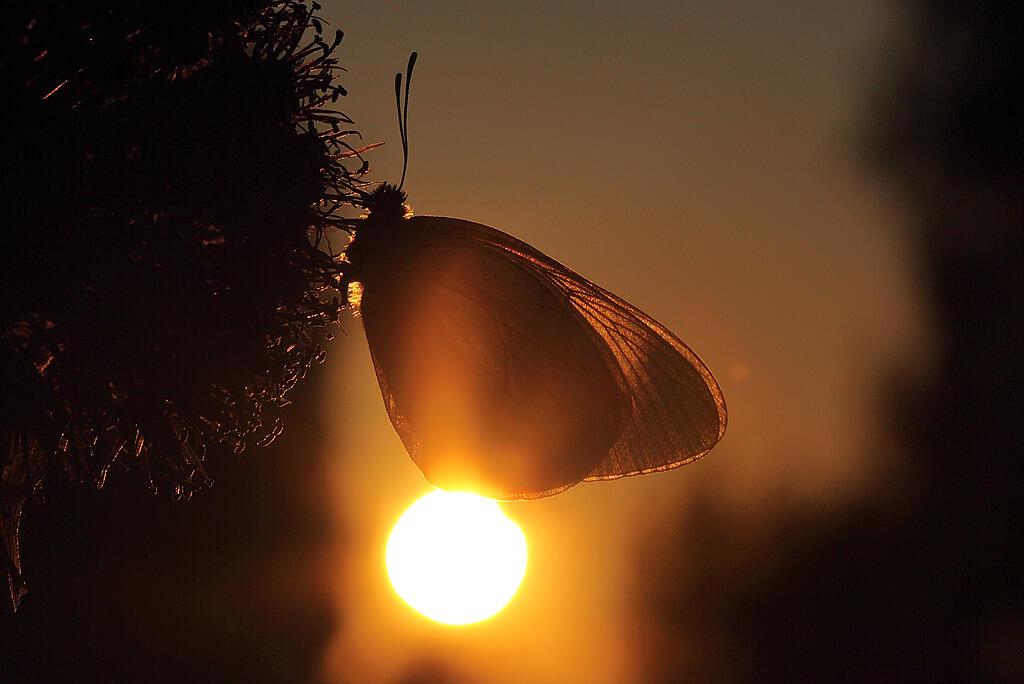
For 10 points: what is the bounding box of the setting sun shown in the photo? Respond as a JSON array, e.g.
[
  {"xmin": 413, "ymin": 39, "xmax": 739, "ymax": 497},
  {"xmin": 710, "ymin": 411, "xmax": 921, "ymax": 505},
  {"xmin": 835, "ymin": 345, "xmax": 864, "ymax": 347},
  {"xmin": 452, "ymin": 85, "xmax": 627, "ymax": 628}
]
[{"xmin": 385, "ymin": 490, "xmax": 528, "ymax": 625}]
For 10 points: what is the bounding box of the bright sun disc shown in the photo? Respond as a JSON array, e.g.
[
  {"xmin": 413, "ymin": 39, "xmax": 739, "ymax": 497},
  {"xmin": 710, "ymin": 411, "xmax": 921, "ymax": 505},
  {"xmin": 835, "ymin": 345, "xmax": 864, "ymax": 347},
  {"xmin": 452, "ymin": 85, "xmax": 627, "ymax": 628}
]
[{"xmin": 386, "ymin": 490, "xmax": 527, "ymax": 625}]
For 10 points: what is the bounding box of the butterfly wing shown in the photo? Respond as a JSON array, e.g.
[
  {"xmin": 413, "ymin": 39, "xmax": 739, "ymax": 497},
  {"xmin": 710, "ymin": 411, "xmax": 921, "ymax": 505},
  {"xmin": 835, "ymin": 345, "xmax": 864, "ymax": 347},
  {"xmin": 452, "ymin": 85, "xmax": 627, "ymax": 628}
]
[
  {"xmin": 404, "ymin": 216, "xmax": 727, "ymax": 483},
  {"xmin": 355, "ymin": 220, "xmax": 629, "ymax": 499}
]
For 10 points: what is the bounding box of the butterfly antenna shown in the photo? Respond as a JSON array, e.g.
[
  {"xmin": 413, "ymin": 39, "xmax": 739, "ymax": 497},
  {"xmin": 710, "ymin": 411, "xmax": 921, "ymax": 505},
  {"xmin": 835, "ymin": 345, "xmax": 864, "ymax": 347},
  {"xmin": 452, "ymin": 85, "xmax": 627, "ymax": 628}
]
[{"xmin": 395, "ymin": 51, "xmax": 417, "ymax": 191}]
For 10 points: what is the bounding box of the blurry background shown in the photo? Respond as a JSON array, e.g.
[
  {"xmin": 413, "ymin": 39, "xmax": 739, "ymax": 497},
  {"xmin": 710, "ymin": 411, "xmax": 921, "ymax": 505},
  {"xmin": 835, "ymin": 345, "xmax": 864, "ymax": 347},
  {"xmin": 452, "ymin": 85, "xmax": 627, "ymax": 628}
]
[
  {"xmin": 4, "ymin": 1, "xmax": 1021, "ymax": 682},
  {"xmin": 320, "ymin": 2, "xmax": 926, "ymax": 682}
]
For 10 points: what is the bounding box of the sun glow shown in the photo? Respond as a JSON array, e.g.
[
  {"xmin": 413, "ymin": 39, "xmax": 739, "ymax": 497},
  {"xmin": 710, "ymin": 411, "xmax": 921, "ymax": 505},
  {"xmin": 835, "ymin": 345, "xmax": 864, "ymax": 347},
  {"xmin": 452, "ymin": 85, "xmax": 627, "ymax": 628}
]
[{"xmin": 386, "ymin": 490, "xmax": 528, "ymax": 626}]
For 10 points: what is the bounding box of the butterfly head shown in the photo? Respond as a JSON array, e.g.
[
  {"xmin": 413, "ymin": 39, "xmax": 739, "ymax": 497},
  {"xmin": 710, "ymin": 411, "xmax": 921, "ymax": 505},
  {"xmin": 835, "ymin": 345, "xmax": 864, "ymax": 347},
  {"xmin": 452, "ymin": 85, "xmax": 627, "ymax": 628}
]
[{"xmin": 362, "ymin": 183, "xmax": 411, "ymax": 228}]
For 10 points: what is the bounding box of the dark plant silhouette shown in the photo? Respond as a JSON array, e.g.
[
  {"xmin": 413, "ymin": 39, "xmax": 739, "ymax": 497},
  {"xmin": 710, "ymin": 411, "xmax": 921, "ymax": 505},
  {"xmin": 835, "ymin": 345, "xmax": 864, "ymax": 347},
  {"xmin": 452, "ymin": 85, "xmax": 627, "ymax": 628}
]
[
  {"xmin": 0, "ymin": 0, "xmax": 364, "ymax": 609},
  {"xmin": 0, "ymin": 369, "xmax": 336, "ymax": 683},
  {"xmin": 634, "ymin": 2, "xmax": 1023, "ymax": 681}
]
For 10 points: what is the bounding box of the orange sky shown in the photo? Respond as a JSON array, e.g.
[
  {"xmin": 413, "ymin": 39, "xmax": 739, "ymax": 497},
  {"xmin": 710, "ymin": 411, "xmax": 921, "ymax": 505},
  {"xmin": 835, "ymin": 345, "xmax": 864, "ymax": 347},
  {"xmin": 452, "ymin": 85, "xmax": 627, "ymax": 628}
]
[{"xmin": 314, "ymin": 2, "xmax": 928, "ymax": 682}]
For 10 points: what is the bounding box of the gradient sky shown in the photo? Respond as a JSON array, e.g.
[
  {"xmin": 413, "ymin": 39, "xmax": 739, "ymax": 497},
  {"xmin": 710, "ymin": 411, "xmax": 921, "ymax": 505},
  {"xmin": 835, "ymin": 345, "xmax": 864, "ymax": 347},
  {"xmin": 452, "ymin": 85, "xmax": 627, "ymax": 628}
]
[{"xmin": 314, "ymin": 3, "xmax": 928, "ymax": 682}]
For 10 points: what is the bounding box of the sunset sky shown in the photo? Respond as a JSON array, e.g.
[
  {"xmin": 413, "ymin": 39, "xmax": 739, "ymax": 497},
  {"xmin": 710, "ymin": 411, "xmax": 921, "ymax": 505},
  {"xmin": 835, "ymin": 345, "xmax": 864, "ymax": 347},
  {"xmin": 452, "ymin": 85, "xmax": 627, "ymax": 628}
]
[{"xmin": 314, "ymin": 2, "xmax": 928, "ymax": 682}]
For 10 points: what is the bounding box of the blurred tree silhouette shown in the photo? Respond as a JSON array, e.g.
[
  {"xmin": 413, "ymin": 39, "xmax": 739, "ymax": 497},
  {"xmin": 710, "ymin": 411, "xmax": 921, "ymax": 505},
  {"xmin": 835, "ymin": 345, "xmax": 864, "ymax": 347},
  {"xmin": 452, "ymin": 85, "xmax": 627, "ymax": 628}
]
[
  {"xmin": 635, "ymin": 2, "xmax": 1023, "ymax": 681},
  {"xmin": 1, "ymin": 0, "xmax": 364, "ymax": 609}
]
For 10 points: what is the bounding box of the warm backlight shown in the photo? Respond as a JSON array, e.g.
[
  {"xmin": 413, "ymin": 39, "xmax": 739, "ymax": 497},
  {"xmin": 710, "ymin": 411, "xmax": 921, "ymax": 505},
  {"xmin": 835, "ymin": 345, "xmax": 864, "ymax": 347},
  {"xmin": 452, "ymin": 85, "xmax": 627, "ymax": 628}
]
[{"xmin": 386, "ymin": 490, "xmax": 528, "ymax": 625}]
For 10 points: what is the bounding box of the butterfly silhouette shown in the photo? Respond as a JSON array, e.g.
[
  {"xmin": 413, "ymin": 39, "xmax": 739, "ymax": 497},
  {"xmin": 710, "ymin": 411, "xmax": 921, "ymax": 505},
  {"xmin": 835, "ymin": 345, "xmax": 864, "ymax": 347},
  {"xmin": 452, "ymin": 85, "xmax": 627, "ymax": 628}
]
[{"xmin": 342, "ymin": 55, "xmax": 726, "ymax": 500}]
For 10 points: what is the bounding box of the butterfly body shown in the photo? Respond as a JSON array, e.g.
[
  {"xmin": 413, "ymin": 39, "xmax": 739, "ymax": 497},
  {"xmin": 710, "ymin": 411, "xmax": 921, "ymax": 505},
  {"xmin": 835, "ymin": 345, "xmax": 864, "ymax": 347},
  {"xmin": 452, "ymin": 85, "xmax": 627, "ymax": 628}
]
[{"xmin": 347, "ymin": 185, "xmax": 726, "ymax": 500}]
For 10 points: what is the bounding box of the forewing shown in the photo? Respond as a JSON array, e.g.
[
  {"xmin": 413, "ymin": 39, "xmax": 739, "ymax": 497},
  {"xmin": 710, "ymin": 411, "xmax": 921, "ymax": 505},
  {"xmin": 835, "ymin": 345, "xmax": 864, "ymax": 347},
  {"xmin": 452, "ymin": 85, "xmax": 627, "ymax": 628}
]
[
  {"xmin": 357, "ymin": 221, "xmax": 628, "ymax": 499},
  {"xmin": 406, "ymin": 217, "xmax": 728, "ymax": 481}
]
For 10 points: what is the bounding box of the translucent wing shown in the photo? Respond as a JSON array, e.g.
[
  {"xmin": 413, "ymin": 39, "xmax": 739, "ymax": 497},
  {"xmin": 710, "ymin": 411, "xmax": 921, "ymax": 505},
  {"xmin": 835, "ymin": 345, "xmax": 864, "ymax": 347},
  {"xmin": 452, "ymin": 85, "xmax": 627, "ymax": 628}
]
[
  {"xmin": 402, "ymin": 216, "xmax": 727, "ymax": 483},
  {"xmin": 354, "ymin": 221, "xmax": 629, "ymax": 499}
]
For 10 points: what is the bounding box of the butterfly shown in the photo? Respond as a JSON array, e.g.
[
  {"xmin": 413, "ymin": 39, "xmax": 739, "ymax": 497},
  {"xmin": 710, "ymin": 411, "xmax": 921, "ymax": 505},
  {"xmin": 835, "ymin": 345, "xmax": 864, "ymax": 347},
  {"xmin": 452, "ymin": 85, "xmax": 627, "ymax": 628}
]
[{"xmin": 341, "ymin": 55, "xmax": 726, "ymax": 500}]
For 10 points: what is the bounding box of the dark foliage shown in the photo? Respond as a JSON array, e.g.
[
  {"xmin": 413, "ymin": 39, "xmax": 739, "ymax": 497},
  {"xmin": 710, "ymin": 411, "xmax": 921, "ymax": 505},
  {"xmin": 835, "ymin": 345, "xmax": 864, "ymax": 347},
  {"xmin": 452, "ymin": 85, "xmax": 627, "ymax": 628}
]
[
  {"xmin": 635, "ymin": 2, "xmax": 1024, "ymax": 681},
  {"xmin": 0, "ymin": 368, "xmax": 335, "ymax": 683},
  {"xmin": 0, "ymin": 0, "xmax": 365, "ymax": 609}
]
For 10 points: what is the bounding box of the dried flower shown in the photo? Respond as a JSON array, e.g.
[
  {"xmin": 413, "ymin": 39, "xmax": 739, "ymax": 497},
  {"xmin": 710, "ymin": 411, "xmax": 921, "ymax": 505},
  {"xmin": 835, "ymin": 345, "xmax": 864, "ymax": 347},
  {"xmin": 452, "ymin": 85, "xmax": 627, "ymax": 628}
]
[{"xmin": 0, "ymin": 1, "xmax": 365, "ymax": 608}]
